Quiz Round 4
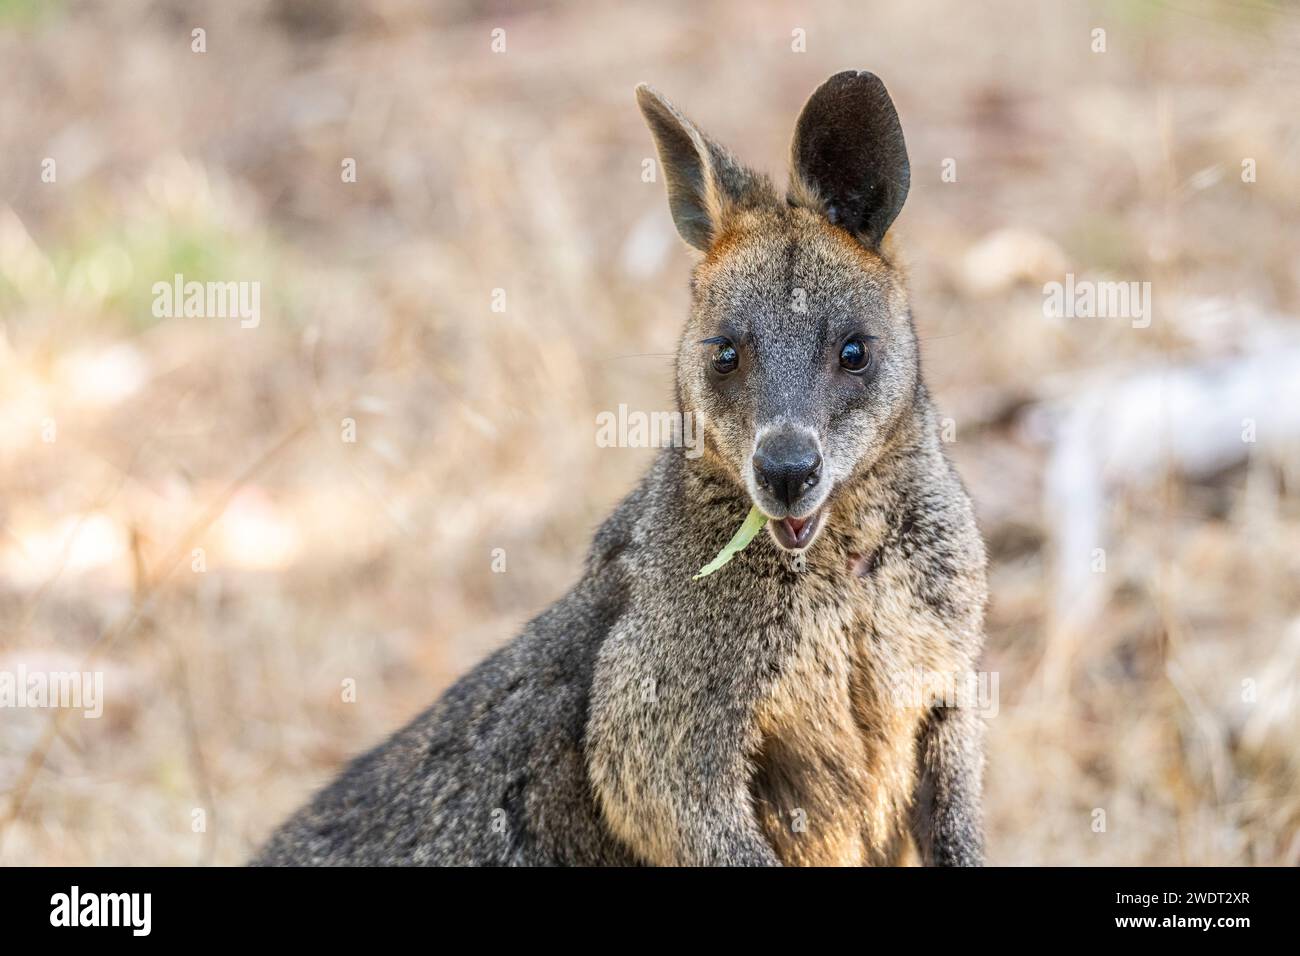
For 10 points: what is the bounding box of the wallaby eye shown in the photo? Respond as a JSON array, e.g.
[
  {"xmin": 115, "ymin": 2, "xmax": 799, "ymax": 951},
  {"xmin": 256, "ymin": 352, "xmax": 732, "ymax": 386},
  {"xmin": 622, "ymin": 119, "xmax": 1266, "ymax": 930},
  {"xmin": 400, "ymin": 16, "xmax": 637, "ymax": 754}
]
[
  {"xmin": 712, "ymin": 343, "xmax": 739, "ymax": 375},
  {"xmin": 839, "ymin": 338, "xmax": 871, "ymax": 373}
]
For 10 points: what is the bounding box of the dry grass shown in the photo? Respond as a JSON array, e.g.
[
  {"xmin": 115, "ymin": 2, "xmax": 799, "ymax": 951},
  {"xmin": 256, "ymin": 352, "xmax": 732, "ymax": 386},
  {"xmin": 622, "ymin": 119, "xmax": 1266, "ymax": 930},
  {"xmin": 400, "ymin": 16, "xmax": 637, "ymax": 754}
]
[{"xmin": 1, "ymin": 0, "xmax": 1298, "ymax": 865}]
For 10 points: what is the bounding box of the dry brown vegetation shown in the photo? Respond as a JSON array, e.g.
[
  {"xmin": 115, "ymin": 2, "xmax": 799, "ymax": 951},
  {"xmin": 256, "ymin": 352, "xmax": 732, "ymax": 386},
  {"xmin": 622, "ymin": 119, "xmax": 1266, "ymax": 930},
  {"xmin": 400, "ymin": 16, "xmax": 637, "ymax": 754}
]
[{"xmin": 1, "ymin": 0, "xmax": 1298, "ymax": 865}]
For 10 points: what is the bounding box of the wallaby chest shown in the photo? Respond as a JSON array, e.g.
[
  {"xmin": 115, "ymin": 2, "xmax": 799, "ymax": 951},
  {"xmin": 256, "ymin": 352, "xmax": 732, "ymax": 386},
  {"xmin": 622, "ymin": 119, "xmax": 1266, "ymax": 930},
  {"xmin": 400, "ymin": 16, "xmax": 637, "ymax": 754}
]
[{"xmin": 748, "ymin": 542, "xmax": 963, "ymax": 866}]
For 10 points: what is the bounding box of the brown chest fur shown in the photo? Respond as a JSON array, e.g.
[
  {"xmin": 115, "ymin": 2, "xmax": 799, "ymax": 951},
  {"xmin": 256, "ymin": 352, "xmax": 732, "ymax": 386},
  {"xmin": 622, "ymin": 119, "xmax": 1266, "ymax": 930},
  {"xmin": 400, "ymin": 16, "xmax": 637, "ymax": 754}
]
[{"xmin": 749, "ymin": 527, "xmax": 965, "ymax": 866}]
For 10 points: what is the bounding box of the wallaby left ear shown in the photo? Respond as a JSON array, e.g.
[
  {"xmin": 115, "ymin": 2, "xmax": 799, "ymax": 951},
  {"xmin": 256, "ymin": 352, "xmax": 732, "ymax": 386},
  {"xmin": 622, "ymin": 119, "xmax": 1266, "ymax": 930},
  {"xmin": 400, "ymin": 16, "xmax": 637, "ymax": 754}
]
[
  {"xmin": 636, "ymin": 83, "xmax": 763, "ymax": 252},
  {"xmin": 789, "ymin": 71, "xmax": 910, "ymax": 248}
]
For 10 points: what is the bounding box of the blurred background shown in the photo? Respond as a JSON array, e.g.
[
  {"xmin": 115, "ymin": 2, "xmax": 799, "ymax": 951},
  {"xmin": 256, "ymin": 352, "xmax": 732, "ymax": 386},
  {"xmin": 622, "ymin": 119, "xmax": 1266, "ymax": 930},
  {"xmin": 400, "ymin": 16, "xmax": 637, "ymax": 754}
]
[{"xmin": 2, "ymin": 0, "xmax": 1299, "ymax": 865}]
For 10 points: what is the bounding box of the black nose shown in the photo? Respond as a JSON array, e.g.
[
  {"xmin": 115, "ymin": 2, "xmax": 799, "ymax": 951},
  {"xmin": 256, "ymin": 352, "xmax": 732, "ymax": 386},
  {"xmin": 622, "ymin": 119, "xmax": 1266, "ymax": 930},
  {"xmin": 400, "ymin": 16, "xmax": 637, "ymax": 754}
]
[{"xmin": 752, "ymin": 431, "xmax": 822, "ymax": 508}]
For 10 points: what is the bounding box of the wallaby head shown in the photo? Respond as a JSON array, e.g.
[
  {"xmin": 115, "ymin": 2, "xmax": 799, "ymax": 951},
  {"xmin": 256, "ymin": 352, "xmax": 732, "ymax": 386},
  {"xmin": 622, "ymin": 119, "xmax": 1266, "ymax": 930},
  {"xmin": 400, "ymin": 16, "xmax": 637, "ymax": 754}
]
[{"xmin": 637, "ymin": 71, "xmax": 918, "ymax": 553}]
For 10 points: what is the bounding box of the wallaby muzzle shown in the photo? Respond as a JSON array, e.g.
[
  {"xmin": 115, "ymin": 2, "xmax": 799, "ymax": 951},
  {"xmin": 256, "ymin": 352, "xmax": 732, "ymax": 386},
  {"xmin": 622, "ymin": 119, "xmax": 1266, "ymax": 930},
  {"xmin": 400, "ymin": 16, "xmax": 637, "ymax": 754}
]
[{"xmin": 749, "ymin": 425, "xmax": 830, "ymax": 551}]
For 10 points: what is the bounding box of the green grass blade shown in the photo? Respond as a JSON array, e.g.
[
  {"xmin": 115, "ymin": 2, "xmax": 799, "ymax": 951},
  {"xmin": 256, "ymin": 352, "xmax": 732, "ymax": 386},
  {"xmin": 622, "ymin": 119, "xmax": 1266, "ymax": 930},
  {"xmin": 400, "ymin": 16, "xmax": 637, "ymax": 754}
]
[{"xmin": 693, "ymin": 504, "xmax": 768, "ymax": 579}]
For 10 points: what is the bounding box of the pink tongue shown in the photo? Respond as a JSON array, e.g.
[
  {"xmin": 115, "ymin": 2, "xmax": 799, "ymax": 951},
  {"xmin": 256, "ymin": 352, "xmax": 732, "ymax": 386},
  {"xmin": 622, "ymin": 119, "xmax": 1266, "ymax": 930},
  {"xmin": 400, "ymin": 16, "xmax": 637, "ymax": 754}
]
[{"xmin": 786, "ymin": 517, "xmax": 807, "ymax": 535}]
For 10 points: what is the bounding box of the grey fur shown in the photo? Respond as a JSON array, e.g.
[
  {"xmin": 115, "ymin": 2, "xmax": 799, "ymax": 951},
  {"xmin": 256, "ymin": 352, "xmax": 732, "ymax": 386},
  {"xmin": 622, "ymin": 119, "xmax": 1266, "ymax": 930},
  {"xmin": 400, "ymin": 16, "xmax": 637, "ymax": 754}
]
[{"xmin": 254, "ymin": 72, "xmax": 987, "ymax": 867}]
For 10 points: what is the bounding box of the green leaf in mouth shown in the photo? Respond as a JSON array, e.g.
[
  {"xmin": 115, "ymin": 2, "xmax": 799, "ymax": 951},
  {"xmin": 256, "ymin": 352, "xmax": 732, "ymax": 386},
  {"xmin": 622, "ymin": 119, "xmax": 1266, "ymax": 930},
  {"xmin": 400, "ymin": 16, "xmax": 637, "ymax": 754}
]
[{"xmin": 693, "ymin": 504, "xmax": 769, "ymax": 579}]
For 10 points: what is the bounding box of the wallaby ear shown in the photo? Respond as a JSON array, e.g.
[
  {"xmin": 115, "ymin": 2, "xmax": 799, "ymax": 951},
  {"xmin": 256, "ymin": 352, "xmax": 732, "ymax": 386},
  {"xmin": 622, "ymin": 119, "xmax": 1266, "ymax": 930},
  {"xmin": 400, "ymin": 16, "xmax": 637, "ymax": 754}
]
[
  {"xmin": 789, "ymin": 71, "xmax": 910, "ymax": 249},
  {"xmin": 636, "ymin": 83, "xmax": 757, "ymax": 252}
]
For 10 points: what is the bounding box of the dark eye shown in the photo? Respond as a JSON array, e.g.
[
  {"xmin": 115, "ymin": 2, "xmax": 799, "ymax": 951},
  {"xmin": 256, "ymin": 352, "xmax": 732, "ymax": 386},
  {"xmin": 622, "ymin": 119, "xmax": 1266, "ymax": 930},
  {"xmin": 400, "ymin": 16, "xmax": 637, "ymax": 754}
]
[
  {"xmin": 839, "ymin": 338, "xmax": 871, "ymax": 373},
  {"xmin": 712, "ymin": 343, "xmax": 739, "ymax": 375}
]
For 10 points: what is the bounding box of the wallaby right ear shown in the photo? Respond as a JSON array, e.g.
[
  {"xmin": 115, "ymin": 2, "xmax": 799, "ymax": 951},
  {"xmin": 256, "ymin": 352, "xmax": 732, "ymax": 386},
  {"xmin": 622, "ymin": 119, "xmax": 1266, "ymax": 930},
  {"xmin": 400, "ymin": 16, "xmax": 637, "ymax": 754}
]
[
  {"xmin": 789, "ymin": 71, "xmax": 910, "ymax": 249},
  {"xmin": 636, "ymin": 84, "xmax": 755, "ymax": 252}
]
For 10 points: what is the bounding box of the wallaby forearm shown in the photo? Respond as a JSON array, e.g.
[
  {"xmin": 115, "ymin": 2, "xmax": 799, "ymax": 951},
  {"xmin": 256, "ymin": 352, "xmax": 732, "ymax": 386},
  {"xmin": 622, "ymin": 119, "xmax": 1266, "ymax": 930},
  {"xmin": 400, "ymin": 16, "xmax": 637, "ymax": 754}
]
[
  {"xmin": 911, "ymin": 703, "xmax": 986, "ymax": 866},
  {"xmin": 586, "ymin": 603, "xmax": 783, "ymax": 866}
]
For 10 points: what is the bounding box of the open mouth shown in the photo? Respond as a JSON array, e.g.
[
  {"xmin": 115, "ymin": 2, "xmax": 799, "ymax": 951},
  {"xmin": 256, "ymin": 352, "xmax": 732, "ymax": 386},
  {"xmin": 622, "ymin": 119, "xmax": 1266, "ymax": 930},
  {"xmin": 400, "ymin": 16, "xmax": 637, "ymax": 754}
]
[{"xmin": 767, "ymin": 505, "xmax": 826, "ymax": 551}]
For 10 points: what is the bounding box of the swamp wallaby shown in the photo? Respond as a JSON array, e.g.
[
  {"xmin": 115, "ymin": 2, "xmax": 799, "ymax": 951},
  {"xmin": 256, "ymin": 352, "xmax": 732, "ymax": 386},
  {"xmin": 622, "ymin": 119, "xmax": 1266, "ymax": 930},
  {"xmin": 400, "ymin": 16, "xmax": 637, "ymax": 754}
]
[{"xmin": 255, "ymin": 70, "xmax": 988, "ymax": 867}]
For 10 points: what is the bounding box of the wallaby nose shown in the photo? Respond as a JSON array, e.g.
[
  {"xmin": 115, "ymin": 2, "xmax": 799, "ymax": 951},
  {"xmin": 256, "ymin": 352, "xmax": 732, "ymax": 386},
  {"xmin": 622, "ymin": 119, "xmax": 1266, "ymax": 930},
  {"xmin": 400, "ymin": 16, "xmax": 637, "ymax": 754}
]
[{"xmin": 752, "ymin": 431, "xmax": 822, "ymax": 509}]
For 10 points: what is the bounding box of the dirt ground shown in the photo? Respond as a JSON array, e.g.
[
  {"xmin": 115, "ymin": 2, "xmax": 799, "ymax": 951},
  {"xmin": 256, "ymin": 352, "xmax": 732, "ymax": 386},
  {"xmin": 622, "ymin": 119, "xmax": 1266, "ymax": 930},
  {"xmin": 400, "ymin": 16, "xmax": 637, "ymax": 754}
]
[{"xmin": 1, "ymin": 0, "xmax": 1298, "ymax": 865}]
